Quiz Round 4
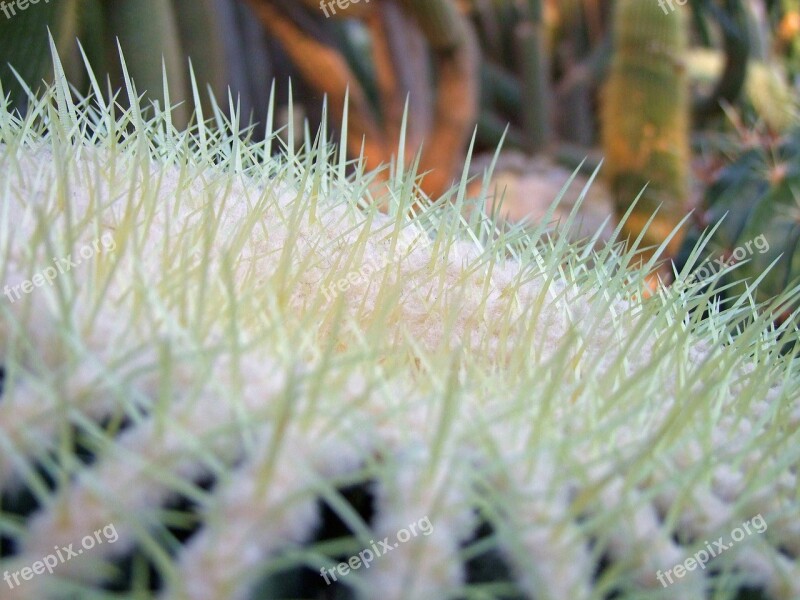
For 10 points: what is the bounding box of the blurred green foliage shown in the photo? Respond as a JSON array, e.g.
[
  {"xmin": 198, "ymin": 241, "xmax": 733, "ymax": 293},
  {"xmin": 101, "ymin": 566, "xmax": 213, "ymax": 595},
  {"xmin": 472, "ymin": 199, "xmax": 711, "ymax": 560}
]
[{"xmin": 0, "ymin": 0, "xmax": 254, "ymax": 129}]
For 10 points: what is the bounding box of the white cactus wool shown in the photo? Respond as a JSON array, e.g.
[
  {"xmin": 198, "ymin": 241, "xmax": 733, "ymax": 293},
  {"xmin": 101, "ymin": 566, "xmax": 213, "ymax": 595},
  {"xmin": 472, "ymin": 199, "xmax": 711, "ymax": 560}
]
[{"xmin": 0, "ymin": 52, "xmax": 799, "ymax": 600}]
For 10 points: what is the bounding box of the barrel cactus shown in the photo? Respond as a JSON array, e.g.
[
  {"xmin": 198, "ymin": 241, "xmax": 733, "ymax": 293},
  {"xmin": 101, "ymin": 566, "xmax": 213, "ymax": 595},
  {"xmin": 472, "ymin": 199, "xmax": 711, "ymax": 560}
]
[{"xmin": 0, "ymin": 50, "xmax": 799, "ymax": 600}]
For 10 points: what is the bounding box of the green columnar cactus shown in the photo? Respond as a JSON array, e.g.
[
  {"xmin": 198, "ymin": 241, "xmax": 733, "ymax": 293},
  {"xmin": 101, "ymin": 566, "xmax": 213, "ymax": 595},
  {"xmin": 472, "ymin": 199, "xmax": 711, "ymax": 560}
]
[
  {"xmin": 601, "ymin": 0, "xmax": 690, "ymax": 260},
  {"xmin": 0, "ymin": 0, "xmax": 241, "ymax": 129},
  {"xmin": 0, "ymin": 50, "xmax": 799, "ymax": 600},
  {"xmin": 0, "ymin": 0, "xmax": 81, "ymax": 106},
  {"xmin": 398, "ymin": 0, "xmax": 465, "ymax": 52},
  {"xmin": 515, "ymin": 0, "xmax": 552, "ymax": 153},
  {"xmin": 105, "ymin": 0, "xmax": 190, "ymax": 125}
]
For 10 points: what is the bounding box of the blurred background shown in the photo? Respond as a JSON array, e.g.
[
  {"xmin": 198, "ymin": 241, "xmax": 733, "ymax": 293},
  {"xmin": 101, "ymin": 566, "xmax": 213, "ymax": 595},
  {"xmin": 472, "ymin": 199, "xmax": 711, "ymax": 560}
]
[{"xmin": 1, "ymin": 0, "xmax": 799, "ymax": 316}]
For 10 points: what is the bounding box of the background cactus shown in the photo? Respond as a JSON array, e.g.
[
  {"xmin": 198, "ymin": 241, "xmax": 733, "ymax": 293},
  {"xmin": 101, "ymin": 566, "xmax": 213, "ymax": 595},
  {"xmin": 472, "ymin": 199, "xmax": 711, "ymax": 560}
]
[
  {"xmin": 0, "ymin": 0, "xmax": 270, "ymax": 129},
  {"xmin": 676, "ymin": 124, "xmax": 800, "ymax": 327},
  {"xmin": 687, "ymin": 48, "xmax": 796, "ymax": 133},
  {"xmin": 601, "ymin": 0, "xmax": 691, "ymax": 261},
  {"xmin": 246, "ymin": 0, "xmax": 479, "ymax": 200},
  {"xmin": 0, "ymin": 50, "xmax": 799, "ymax": 600},
  {"xmin": 515, "ymin": 0, "xmax": 552, "ymax": 153}
]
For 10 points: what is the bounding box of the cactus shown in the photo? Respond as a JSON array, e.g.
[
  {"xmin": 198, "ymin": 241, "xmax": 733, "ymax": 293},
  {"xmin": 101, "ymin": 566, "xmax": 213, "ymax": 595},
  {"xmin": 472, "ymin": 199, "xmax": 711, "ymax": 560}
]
[
  {"xmin": 601, "ymin": 0, "xmax": 691, "ymax": 260},
  {"xmin": 676, "ymin": 125, "xmax": 800, "ymax": 326},
  {"xmin": 398, "ymin": 0, "xmax": 465, "ymax": 53},
  {"xmin": 692, "ymin": 0, "xmax": 750, "ymax": 124},
  {"xmin": 515, "ymin": 0, "xmax": 552, "ymax": 154},
  {"xmin": 105, "ymin": 0, "xmax": 191, "ymax": 125},
  {"xmin": 250, "ymin": 0, "xmax": 478, "ymax": 199},
  {"xmin": 0, "ymin": 50, "xmax": 799, "ymax": 600},
  {"xmin": 687, "ymin": 49, "xmax": 795, "ymax": 133},
  {"xmin": 397, "ymin": 0, "xmax": 480, "ymax": 197},
  {"xmin": 0, "ymin": 0, "xmax": 81, "ymax": 106},
  {"xmin": 0, "ymin": 0, "xmax": 253, "ymax": 129}
]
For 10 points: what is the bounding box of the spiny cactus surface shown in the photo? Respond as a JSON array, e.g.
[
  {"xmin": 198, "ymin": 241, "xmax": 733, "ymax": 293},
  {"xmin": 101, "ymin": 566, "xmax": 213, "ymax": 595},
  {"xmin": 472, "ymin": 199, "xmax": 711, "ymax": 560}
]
[{"xmin": 0, "ymin": 52, "xmax": 799, "ymax": 600}]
